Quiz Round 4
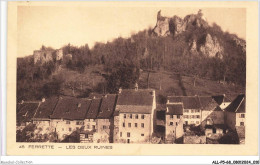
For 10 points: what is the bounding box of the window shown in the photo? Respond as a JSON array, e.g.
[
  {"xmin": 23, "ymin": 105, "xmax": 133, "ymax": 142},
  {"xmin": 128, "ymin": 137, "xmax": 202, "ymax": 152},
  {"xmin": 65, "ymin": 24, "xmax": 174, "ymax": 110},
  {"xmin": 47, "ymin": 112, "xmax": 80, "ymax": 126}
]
[
  {"xmin": 123, "ymin": 123, "xmax": 125, "ymax": 127},
  {"xmin": 69, "ymin": 128, "xmax": 72, "ymax": 131},
  {"xmin": 170, "ymin": 122, "xmax": 173, "ymax": 126},
  {"xmin": 141, "ymin": 123, "xmax": 144, "ymax": 128},
  {"xmin": 103, "ymin": 125, "xmax": 106, "ymax": 129},
  {"xmin": 128, "ymin": 123, "xmax": 131, "ymax": 127},
  {"xmin": 141, "ymin": 134, "xmax": 144, "ymax": 136},
  {"xmin": 170, "ymin": 115, "xmax": 173, "ymax": 119},
  {"xmin": 66, "ymin": 121, "xmax": 70, "ymax": 124},
  {"xmin": 124, "ymin": 114, "xmax": 126, "ymax": 118},
  {"xmin": 120, "ymin": 132, "xmax": 122, "ymax": 137},
  {"xmin": 184, "ymin": 110, "xmax": 189, "ymax": 113},
  {"xmin": 130, "ymin": 114, "xmax": 132, "ymax": 119},
  {"xmin": 240, "ymin": 122, "xmax": 244, "ymax": 126},
  {"xmin": 85, "ymin": 134, "xmax": 88, "ymax": 138},
  {"xmin": 141, "ymin": 115, "xmax": 145, "ymax": 119},
  {"xmin": 127, "ymin": 132, "xmax": 130, "ymax": 137},
  {"xmin": 240, "ymin": 114, "xmax": 245, "ymax": 118},
  {"xmin": 191, "ymin": 110, "xmax": 194, "ymax": 113},
  {"xmin": 87, "ymin": 125, "xmax": 90, "ymax": 129},
  {"xmin": 176, "ymin": 122, "xmax": 178, "ymax": 126},
  {"xmin": 195, "ymin": 110, "xmax": 200, "ymax": 113},
  {"xmin": 177, "ymin": 115, "xmax": 180, "ymax": 119},
  {"xmin": 135, "ymin": 123, "xmax": 138, "ymax": 127},
  {"xmin": 196, "ymin": 115, "xmax": 200, "ymax": 119},
  {"xmin": 196, "ymin": 121, "xmax": 199, "ymax": 124},
  {"xmin": 62, "ymin": 128, "xmax": 64, "ymax": 131},
  {"xmin": 92, "ymin": 125, "xmax": 95, "ymax": 129},
  {"xmin": 76, "ymin": 121, "xmax": 79, "ymax": 125},
  {"xmin": 135, "ymin": 114, "xmax": 138, "ymax": 119}
]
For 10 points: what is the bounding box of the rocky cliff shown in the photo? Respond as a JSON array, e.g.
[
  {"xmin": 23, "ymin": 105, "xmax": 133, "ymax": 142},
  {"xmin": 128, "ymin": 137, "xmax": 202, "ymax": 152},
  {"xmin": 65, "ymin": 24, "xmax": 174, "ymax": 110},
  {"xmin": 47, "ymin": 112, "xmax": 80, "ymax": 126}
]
[{"xmin": 153, "ymin": 10, "xmax": 240, "ymax": 59}]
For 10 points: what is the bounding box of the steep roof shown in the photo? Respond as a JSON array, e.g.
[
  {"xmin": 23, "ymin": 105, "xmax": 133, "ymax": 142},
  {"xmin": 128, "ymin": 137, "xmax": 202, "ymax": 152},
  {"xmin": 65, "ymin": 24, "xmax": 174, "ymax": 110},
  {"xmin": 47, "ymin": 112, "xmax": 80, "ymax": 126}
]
[
  {"xmin": 199, "ymin": 96, "xmax": 220, "ymax": 110},
  {"xmin": 225, "ymin": 94, "xmax": 245, "ymax": 113},
  {"xmin": 167, "ymin": 96, "xmax": 182, "ymax": 103},
  {"xmin": 168, "ymin": 95, "xmax": 226, "ymax": 110},
  {"xmin": 50, "ymin": 97, "xmax": 91, "ymax": 120},
  {"xmin": 116, "ymin": 105, "xmax": 152, "ymax": 114},
  {"xmin": 167, "ymin": 96, "xmax": 200, "ymax": 109},
  {"xmin": 117, "ymin": 89, "xmax": 154, "ymax": 106},
  {"xmin": 97, "ymin": 95, "xmax": 117, "ymax": 119},
  {"xmin": 88, "ymin": 93, "xmax": 103, "ymax": 99},
  {"xmin": 182, "ymin": 97, "xmax": 200, "ymax": 109},
  {"xmin": 33, "ymin": 97, "xmax": 59, "ymax": 119},
  {"xmin": 17, "ymin": 102, "xmax": 39, "ymax": 123},
  {"xmin": 85, "ymin": 98, "xmax": 101, "ymax": 119},
  {"xmin": 212, "ymin": 95, "xmax": 225, "ymax": 105},
  {"xmin": 199, "ymin": 96, "xmax": 213, "ymax": 108},
  {"xmin": 166, "ymin": 104, "xmax": 183, "ymax": 115}
]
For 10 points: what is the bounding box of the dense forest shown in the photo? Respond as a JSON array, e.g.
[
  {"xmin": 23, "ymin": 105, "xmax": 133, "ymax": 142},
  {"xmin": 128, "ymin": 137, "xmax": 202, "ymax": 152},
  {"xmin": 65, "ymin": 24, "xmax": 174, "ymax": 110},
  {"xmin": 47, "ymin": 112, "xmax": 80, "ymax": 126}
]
[{"xmin": 17, "ymin": 11, "xmax": 246, "ymax": 102}]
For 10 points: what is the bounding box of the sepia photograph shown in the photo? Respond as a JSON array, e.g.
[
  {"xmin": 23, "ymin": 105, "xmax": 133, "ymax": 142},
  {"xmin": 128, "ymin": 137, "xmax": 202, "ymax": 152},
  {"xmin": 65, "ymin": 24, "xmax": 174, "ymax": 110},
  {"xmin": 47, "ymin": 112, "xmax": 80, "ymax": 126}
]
[
  {"xmin": 16, "ymin": 6, "xmax": 246, "ymax": 145},
  {"xmin": 4, "ymin": 1, "xmax": 258, "ymax": 157}
]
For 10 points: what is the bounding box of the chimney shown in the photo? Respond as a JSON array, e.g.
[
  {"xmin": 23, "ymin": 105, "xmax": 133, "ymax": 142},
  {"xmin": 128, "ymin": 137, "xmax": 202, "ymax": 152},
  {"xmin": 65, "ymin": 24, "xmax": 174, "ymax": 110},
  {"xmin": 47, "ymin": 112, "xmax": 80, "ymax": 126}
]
[
  {"xmin": 167, "ymin": 99, "xmax": 169, "ymax": 104},
  {"xmin": 119, "ymin": 87, "xmax": 122, "ymax": 94},
  {"xmin": 42, "ymin": 98, "xmax": 46, "ymax": 102},
  {"xmin": 78, "ymin": 103, "xmax": 81, "ymax": 108},
  {"xmin": 21, "ymin": 100, "xmax": 24, "ymax": 104},
  {"xmin": 135, "ymin": 83, "xmax": 138, "ymax": 91},
  {"xmin": 166, "ymin": 107, "xmax": 169, "ymax": 113}
]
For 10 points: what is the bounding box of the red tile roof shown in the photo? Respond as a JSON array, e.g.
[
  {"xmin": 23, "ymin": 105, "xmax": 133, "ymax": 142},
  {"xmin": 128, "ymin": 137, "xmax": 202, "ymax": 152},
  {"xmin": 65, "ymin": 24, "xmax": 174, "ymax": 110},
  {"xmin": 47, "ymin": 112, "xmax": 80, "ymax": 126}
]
[
  {"xmin": 166, "ymin": 104, "xmax": 183, "ymax": 115},
  {"xmin": 117, "ymin": 89, "xmax": 154, "ymax": 106},
  {"xmin": 17, "ymin": 102, "xmax": 39, "ymax": 123},
  {"xmin": 50, "ymin": 96, "xmax": 91, "ymax": 120},
  {"xmin": 116, "ymin": 105, "xmax": 153, "ymax": 114},
  {"xmin": 33, "ymin": 97, "xmax": 59, "ymax": 119},
  {"xmin": 85, "ymin": 98, "xmax": 101, "ymax": 119},
  {"xmin": 97, "ymin": 94, "xmax": 117, "ymax": 119},
  {"xmin": 225, "ymin": 94, "xmax": 245, "ymax": 113},
  {"xmin": 168, "ymin": 95, "xmax": 225, "ymax": 110}
]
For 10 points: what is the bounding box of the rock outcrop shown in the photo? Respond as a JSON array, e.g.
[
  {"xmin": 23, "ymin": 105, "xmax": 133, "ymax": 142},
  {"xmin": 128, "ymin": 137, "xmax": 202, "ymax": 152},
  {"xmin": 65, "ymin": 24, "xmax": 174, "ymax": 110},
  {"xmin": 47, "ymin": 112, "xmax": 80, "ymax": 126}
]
[
  {"xmin": 153, "ymin": 9, "xmax": 208, "ymax": 37},
  {"xmin": 153, "ymin": 10, "xmax": 171, "ymax": 36},
  {"xmin": 199, "ymin": 33, "xmax": 223, "ymax": 58},
  {"xmin": 33, "ymin": 48, "xmax": 63, "ymax": 64}
]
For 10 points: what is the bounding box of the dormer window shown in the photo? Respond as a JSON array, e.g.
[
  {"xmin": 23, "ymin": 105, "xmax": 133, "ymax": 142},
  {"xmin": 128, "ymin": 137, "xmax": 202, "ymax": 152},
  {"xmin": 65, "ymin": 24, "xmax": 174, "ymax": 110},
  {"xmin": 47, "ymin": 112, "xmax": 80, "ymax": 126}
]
[{"xmin": 107, "ymin": 108, "xmax": 110, "ymax": 111}]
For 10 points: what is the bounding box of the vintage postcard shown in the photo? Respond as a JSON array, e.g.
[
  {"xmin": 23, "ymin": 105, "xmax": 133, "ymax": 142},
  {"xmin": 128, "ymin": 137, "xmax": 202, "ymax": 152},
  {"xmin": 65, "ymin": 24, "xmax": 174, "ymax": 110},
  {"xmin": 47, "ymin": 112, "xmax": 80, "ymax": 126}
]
[{"xmin": 6, "ymin": 1, "xmax": 258, "ymax": 155}]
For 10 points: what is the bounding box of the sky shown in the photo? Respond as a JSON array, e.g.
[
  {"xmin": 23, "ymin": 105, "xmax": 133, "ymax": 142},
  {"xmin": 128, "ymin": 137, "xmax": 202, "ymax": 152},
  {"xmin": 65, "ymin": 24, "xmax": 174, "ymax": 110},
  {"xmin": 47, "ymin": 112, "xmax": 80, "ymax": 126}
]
[{"xmin": 18, "ymin": 7, "xmax": 246, "ymax": 57}]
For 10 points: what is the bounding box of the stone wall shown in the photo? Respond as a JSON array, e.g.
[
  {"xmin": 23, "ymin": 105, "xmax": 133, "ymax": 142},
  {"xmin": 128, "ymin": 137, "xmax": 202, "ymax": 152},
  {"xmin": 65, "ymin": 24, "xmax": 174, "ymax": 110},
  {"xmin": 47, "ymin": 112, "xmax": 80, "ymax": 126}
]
[{"xmin": 183, "ymin": 135, "xmax": 206, "ymax": 144}]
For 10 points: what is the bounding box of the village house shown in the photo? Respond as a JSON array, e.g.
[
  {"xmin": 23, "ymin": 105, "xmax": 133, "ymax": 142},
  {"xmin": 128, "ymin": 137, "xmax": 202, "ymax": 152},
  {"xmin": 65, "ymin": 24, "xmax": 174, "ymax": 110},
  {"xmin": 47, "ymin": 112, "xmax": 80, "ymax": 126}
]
[
  {"xmin": 199, "ymin": 96, "xmax": 225, "ymax": 129},
  {"xmin": 224, "ymin": 94, "xmax": 245, "ymax": 130},
  {"xmin": 224, "ymin": 94, "xmax": 245, "ymax": 144},
  {"xmin": 84, "ymin": 98, "xmax": 101, "ymax": 133},
  {"xmin": 17, "ymin": 101, "xmax": 40, "ymax": 130},
  {"xmin": 79, "ymin": 130, "xmax": 94, "ymax": 143},
  {"xmin": 32, "ymin": 97, "xmax": 59, "ymax": 140},
  {"xmin": 113, "ymin": 85, "xmax": 156, "ymax": 143},
  {"xmin": 49, "ymin": 96, "xmax": 91, "ymax": 141},
  {"xmin": 167, "ymin": 96, "xmax": 201, "ymax": 125},
  {"xmin": 165, "ymin": 103, "xmax": 184, "ymax": 143},
  {"xmin": 95, "ymin": 94, "xmax": 117, "ymax": 143}
]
